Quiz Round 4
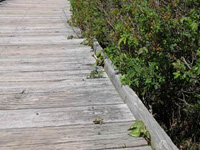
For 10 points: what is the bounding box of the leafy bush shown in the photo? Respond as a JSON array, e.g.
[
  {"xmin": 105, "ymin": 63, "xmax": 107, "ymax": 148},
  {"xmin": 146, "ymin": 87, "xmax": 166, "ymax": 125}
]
[{"xmin": 70, "ymin": 0, "xmax": 200, "ymax": 149}]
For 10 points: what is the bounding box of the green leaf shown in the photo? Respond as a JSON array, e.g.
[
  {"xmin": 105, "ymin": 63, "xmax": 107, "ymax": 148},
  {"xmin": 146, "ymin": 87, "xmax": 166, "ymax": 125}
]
[
  {"xmin": 129, "ymin": 120, "xmax": 144, "ymax": 130},
  {"xmin": 128, "ymin": 127, "xmax": 141, "ymax": 137},
  {"xmin": 118, "ymin": 37, "xmax": 126, "ymax": 47},
  {"xmin": 138, "ymin": 47, "xmax": 148, "ymax": 55},
  {"xmin": 190, "ymin": 22, "xmax": 198, "ymax": 31},
  {"xmin": 173, "ymin": 71, "xmax": 181, "ymax": 79}
]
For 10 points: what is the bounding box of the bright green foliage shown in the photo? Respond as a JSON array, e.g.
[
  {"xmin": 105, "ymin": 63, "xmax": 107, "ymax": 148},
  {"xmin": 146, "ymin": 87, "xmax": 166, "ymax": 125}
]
[
  {"xmin": 129, "ymin": 120, "xmax": 151, "ymax": 144},
  {"xmin": 69, "ymin": 0, "xmax": 200, "ymax": 148}
]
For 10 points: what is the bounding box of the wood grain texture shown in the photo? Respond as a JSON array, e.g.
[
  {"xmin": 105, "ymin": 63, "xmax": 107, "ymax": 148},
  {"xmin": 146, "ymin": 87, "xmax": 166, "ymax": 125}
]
[
  {"xmin": 0, "ymin": 122, "xmax": 142, "ymax": 147},
  {"xmin": 0, "ymin": 90, "xmax": 123, "ymax": 110},
  {"xmin": 0, "ymin": 104, "xmax": 135, "ymax": 129},
  {"xmin": 0, "ymin": 0, "xmax": 151, "ymax": 149}
]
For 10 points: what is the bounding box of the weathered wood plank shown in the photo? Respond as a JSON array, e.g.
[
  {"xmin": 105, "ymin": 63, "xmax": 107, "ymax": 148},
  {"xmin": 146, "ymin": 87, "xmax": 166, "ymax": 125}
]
[
  {"xmin": 0, "ymin": 122, "xmax": 150, "ymax": 150},
  {"xmin": 0, "ymin": 55, "xmax": 94, "ymax": 63},
  {"xmin": 0, "ymin": 77, "xmax": 114, "ymax": 92},
  {"xmin": 0, "ymin": 83, "xmax": 117, "ymax": 95},
  {"xmin": 0, "ymin": 47, "xmax": 90, "ymax": 56},
  {"xmin": 0, "ymin": 104, "xmax": 135, "ymax": 129},
  {"xmin": 0, "ymin": 49, "xmax": 91, "ymax": 57},
  {"xmin": 0, "ymin": 65, "xmax": 93, "ymax": 72},
  {"xmin": 0, "ymin": 25, "xmax": 68, "ymax": 30},
  {"xmin": 0, "ymin": 84, "xmax": 117, "ymax": 96},
  {"xmin": 0, "ymin": 37, "xmax": 84, "ymax": 45},
  {"xmin": 116, "ymin": 147, "xmax": 152, "ymax": 150},
  {"xmin": 0, "ymin": 43, "xmax": 89, "ymax": 51},
  {"xmin": 0, "ymin": 29, "xmax": 73, "ymax": 35},
  {"xmin": 0, "ymin": 76, "xmax": 113, "ymax": 85},
  {"xmin": 0, "ymin": 19, "xmax": 67, "ymax": 24},
  {"xmin": 0, "ymin": 137, "xmax": 148, "ymax": 150},
  {"xmin": 0, "ymin": 89, "xmax": 123, "ymax": 110}
]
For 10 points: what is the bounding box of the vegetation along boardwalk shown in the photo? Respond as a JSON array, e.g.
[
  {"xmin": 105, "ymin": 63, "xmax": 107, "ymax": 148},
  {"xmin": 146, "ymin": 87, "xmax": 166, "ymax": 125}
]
[{"xmin": 0, "ymin": 0, "xmax": 151, "ymax": 149}]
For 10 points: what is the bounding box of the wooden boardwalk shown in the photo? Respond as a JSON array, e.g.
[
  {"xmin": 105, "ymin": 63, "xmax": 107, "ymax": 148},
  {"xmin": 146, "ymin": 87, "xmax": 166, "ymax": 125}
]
[{"xmin": 0, "ymin": 0, "xmax": 151, "ymax": 149}]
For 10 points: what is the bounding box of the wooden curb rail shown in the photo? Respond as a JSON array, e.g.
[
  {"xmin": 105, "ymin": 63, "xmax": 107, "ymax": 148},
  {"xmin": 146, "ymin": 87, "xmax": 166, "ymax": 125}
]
[{"xmin": 93, "ymin": 39, "xmax": 178, "ymax": 150}]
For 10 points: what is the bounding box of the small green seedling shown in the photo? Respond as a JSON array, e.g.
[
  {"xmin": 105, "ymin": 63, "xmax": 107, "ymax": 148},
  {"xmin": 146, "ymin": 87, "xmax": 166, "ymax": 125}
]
[
  {"xmin": 67, "ymin": 35, "xmax": 74, "ymax": 39},
  {"xmin": 81, "ymin": 39, "xmax": 89, "ymax": 45},
  {"xmin": 93, "ymin": 118, "xmax": 104, "ymax": 125},
  {"xmin": 87, "ymin": 69, "xmax": 104, "ymax": 79},
  {"xmin": 128, "ymin": 120, "xmax": 151, "ymax": 145}
]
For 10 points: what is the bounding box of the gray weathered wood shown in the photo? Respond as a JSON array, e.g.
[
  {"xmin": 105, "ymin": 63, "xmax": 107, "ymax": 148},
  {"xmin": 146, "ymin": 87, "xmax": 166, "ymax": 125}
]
[
  {"xmin": 0, "ymin": 89, "xmax": 123, "ymax": 110},
  {"xmin": 0, "ymin": 104, "xmax": 135, "ymax": 129},
  {"xmin": 0, "ymin": 122, "xmax": 150, "ymax": 150},
  {"xmin": 0, "ymin": 122, "xmax": 142, "ymax": 148}
]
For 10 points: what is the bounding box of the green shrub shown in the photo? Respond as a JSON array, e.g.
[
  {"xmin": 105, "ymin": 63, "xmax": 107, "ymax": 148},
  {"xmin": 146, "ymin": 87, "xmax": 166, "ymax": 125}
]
[{"xmin": 70, "ymin": 0, "xmax": 200, "ymax": 148}]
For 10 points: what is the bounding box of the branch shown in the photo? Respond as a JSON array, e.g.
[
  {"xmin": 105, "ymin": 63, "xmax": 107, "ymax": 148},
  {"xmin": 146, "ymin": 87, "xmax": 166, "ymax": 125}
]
[{"xmin": 181, "ymin": 57, "xmax": 192, "ymax": 69}]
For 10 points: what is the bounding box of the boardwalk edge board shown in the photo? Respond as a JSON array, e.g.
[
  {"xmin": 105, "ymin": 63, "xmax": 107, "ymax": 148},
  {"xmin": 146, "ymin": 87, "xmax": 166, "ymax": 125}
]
[{"xmin": 92, "ymin": 39, "xmax": 178, "ymax": 150}]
